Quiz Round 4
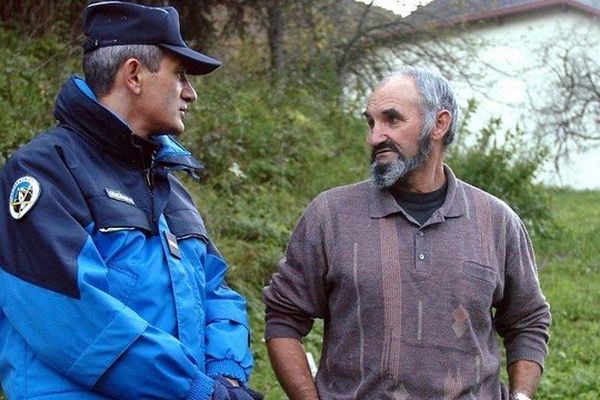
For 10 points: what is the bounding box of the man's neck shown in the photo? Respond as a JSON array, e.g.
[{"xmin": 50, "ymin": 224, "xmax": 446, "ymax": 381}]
[
  {"xmin": 99, "ymin": 93, "xmax": 147, "ymax": 139},
  {"xmin": 394, "ymin": 160, "xmax": 446, "ymax": 194}
]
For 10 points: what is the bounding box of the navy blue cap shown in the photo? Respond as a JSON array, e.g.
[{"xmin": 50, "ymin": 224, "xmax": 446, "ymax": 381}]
[{"xmin": 83, "ymin": 1, "xmax": 221, "ymax": 75}]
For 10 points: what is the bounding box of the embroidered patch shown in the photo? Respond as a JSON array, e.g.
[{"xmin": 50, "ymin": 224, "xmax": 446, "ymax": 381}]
[
  {"xmin": 105, "ymin": 188, "xmax": 136, "ymax": 206},
  {"xmin": 9, "ymin": 176, "xmax": 41, "ymax": 220}
]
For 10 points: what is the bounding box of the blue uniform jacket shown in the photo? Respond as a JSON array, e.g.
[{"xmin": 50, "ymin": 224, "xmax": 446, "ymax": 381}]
[{"xmin": 0, "ymin": 77, "xmax": 253, "ymax": 399}]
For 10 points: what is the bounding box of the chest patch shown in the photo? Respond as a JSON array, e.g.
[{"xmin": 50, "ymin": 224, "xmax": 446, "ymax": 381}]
[
  {"xmin": 105, "ymin": 188, "xmax": 136, "ymax": 206},
  {"xmin": 9, "ymin": 176, "xmax": 41, "ymax": 220}
]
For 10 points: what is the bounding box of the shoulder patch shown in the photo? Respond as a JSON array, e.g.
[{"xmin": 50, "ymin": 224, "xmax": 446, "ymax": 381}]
[{"xmin": 9, "ymin": 176, "xmax": 41, "ymax": 220}]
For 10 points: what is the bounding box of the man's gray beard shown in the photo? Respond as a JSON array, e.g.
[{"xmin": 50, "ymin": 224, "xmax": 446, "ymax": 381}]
[{"xmin": 370, "ymin": 136, "xmax": 431, "ymax": 189}]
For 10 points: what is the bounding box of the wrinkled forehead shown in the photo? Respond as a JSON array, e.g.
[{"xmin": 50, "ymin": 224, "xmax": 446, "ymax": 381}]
[{"xmin": 367, "ymin": 76, "xmax": 421, "ymax": 113}]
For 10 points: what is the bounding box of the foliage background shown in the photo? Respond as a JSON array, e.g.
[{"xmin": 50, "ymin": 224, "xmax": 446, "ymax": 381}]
[{"xmin": 1, "ymin": 1, "xmax": 598, "ymax": 398}]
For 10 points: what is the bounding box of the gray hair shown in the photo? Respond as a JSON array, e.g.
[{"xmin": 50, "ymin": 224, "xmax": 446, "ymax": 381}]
[
  {"xmin": 380, "ymin": 67, "xmax": 459, "ymax": 146},
  {"xmin": 83, "ymin": 44, "xmax": 164, "ymax": 97}
]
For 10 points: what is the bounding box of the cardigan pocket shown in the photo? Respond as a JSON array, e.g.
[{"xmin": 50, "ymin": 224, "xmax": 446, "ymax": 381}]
[
  {"xmin": 461, "ymin": 261, "xmax": 497, "ymax": 286},
  {"xmin": 404, "ymin": 259, "xmax": 497, "ymax": 357}
]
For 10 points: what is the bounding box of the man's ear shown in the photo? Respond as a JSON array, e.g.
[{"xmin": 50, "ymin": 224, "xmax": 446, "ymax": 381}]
[
  {"xmin": 119, "ymin": 58, "xmax": 144, "ymax": 95},
  {"xmin": 431, "ymin": 110, "xmax": 452, "ymax": 141}
]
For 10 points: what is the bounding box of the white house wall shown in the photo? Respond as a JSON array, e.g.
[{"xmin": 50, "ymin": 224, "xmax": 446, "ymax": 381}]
[{"xmin": 395, "ymin": 6, "xmax": 600, "ymax": 189}]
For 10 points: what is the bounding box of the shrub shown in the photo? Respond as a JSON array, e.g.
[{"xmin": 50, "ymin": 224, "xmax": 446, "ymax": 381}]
[
  {"xmin": 0, "ymin": 25, "xmax": 79, "ymax": 164},
  {"xmin": 447, "ymin": 101, "xmax": 556, "ymax": 238},
  {"xmin": 180, "ymin": 71, "xmax": 368, "ymax": 288}
]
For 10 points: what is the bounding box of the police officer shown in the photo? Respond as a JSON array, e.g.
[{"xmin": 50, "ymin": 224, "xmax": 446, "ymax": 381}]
[{"xmin": 0, "ymin": 2, "xmax": 262, "ymax": 399}]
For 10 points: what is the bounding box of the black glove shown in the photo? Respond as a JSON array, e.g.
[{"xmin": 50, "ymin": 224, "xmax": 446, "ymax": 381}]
[
  {"xmin": 213, "ymin": 377, "xmax": 264, "ymax": 400},
  {"xmin": 210, "ymin": 379, "xmax": 231, "ymax": 400}
]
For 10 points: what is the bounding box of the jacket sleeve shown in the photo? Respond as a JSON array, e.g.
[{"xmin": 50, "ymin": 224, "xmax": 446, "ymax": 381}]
[
  {"xmin": 494, "ymin": 212, "xmax": 551, "ymax": 369},
  {"xmin": 0, "ymin": 148, "xmax": 215, "ymax": 400},
  {"xmin": 263, "ymin": 193, "xmax": 330, "ymax": 341},
  {"xmin": 203, "ymin": 248, "xmax": 254, "ymax": 383}
]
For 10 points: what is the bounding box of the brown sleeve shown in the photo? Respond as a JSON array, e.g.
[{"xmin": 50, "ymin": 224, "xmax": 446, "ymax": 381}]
[
  {"xmin": 263, "ymin": 193, "xmax": 331, "ymax": 341},
  {"xmin": 495, "ymin": 211, "xmax": 551, "ymax": 370}
]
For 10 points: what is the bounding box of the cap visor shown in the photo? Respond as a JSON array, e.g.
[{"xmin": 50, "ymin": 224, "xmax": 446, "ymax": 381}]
[{"xmin": 160, "ymin": 44, "xmax": 221, "ymax": 75}]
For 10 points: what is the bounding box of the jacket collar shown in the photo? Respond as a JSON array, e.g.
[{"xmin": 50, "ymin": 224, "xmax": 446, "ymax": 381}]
[
  {"xmin": 54, "ymin": 76, "xmax": 203, "ymax": 177},
  {"xmin": 369, "ymin": 164, "xmax": 466, "ymax": 221}
]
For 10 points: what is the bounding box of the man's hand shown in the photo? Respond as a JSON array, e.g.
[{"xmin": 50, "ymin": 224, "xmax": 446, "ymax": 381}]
[
  {"xmin": 266, "ymin": 338, "xmax": 320, "ymax": 400},
  {"xmin": 508, "ymin": 360, "xmax": 542, "ymax": 398},
  {"xmin": 211, "ymin": 376, "xmax": 264, "ymax": 400}
]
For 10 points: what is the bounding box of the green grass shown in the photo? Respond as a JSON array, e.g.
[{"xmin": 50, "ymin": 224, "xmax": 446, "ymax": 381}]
[
  {"xmin": 245, "ymin": 189, "xmax": 600, "ymax": 399},
  {"xmin": 533, "ymin": 190, "xmax": 600, "ymax": 399}
]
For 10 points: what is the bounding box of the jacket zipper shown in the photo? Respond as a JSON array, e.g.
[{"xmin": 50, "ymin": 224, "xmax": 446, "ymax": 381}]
[{"xmin": 145, "ymin": 157, "xmax": 156, "ymax": 226}]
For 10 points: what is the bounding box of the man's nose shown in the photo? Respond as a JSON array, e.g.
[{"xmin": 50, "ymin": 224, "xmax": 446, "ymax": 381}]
[
  {"xmin": 182, "ymin": 81, "xmax": 197, "ymax": 103},
  {"xmin": 367, "ymin": 124, "xmax": 388, "ymax": 147}
]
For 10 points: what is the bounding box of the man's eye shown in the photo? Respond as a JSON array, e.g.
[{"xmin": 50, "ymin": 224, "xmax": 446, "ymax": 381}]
[
  {"xmin": 177, "ymin": 71, "xmax": 187, "ymax": 81},
  {"xmin": 366, "ymin": 118, "xmax": 374, "ymax": 128}
]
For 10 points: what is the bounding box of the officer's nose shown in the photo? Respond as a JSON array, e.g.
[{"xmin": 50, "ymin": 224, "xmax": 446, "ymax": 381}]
[{"xmin": 182, "ymin": 80, "xmax": 197, "ymax": 103}]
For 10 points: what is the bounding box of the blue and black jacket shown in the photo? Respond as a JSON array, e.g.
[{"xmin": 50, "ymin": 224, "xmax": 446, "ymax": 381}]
[{"xmin": 0, "ymin": 77, "xmax": 253, "ymax": 399}]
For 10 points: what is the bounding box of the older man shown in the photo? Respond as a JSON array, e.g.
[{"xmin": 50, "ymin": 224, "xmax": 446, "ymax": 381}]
[
  {"xmin": 263, "ymin": 67, "xmax": 550, "ymax": 400},
  {"xmin": 0, "ymin": 2, "xmax": 261, "ymax": 399}
]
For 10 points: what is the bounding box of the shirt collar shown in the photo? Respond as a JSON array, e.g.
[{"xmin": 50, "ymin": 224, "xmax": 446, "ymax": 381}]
[
  {"xmin": 369, "ymin": 164, "xmax": 467, "ymax": 220},
  {"xmin": 436, "ymin": 165, "xmax": 467, "ymax": 219}
]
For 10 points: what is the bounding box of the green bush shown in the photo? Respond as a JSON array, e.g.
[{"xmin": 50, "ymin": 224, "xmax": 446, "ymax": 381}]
[
  {"xmin": 0, "ymin": 25, "xmax": 79, "ymax": 164},
  {"xmin": 447, "ymin": 101, "xmax": 556, "ymax": 238},
  {"xmin": 180, "ymin": 71, "xmax": 368, "ymax": 289}
]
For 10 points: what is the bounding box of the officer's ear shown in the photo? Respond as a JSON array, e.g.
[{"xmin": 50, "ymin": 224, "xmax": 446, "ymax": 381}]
[{"xmin": 119, "ymin": 58, "xmax": 145, "ymax": 95}]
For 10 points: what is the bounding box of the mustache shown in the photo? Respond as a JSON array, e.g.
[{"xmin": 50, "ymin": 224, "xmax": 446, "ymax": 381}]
[{"xmin": 371, "ymin": 140, "xmax": 403, "ymax": 161}]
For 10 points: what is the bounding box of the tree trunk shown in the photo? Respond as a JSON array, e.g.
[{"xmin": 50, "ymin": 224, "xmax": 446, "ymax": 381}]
[{"xmin": 266, "ymin": 0, "xmax": 286, "ymax": 87}]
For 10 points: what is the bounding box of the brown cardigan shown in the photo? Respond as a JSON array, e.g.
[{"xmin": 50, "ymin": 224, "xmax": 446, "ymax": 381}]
[{"xmin": 264, "ymin": 166, "xmax": 550, "ymax": 399}]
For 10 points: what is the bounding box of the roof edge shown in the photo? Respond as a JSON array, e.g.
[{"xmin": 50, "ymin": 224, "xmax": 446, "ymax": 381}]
[{"xmin": 444, "ymin": 0, "xmax": 600, "ymax": 26}]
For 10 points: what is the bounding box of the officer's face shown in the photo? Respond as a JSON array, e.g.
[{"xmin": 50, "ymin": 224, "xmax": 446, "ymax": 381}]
[{"xmin": 135, "ymin": 52, "xmax": 197, "ymax": 137}]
